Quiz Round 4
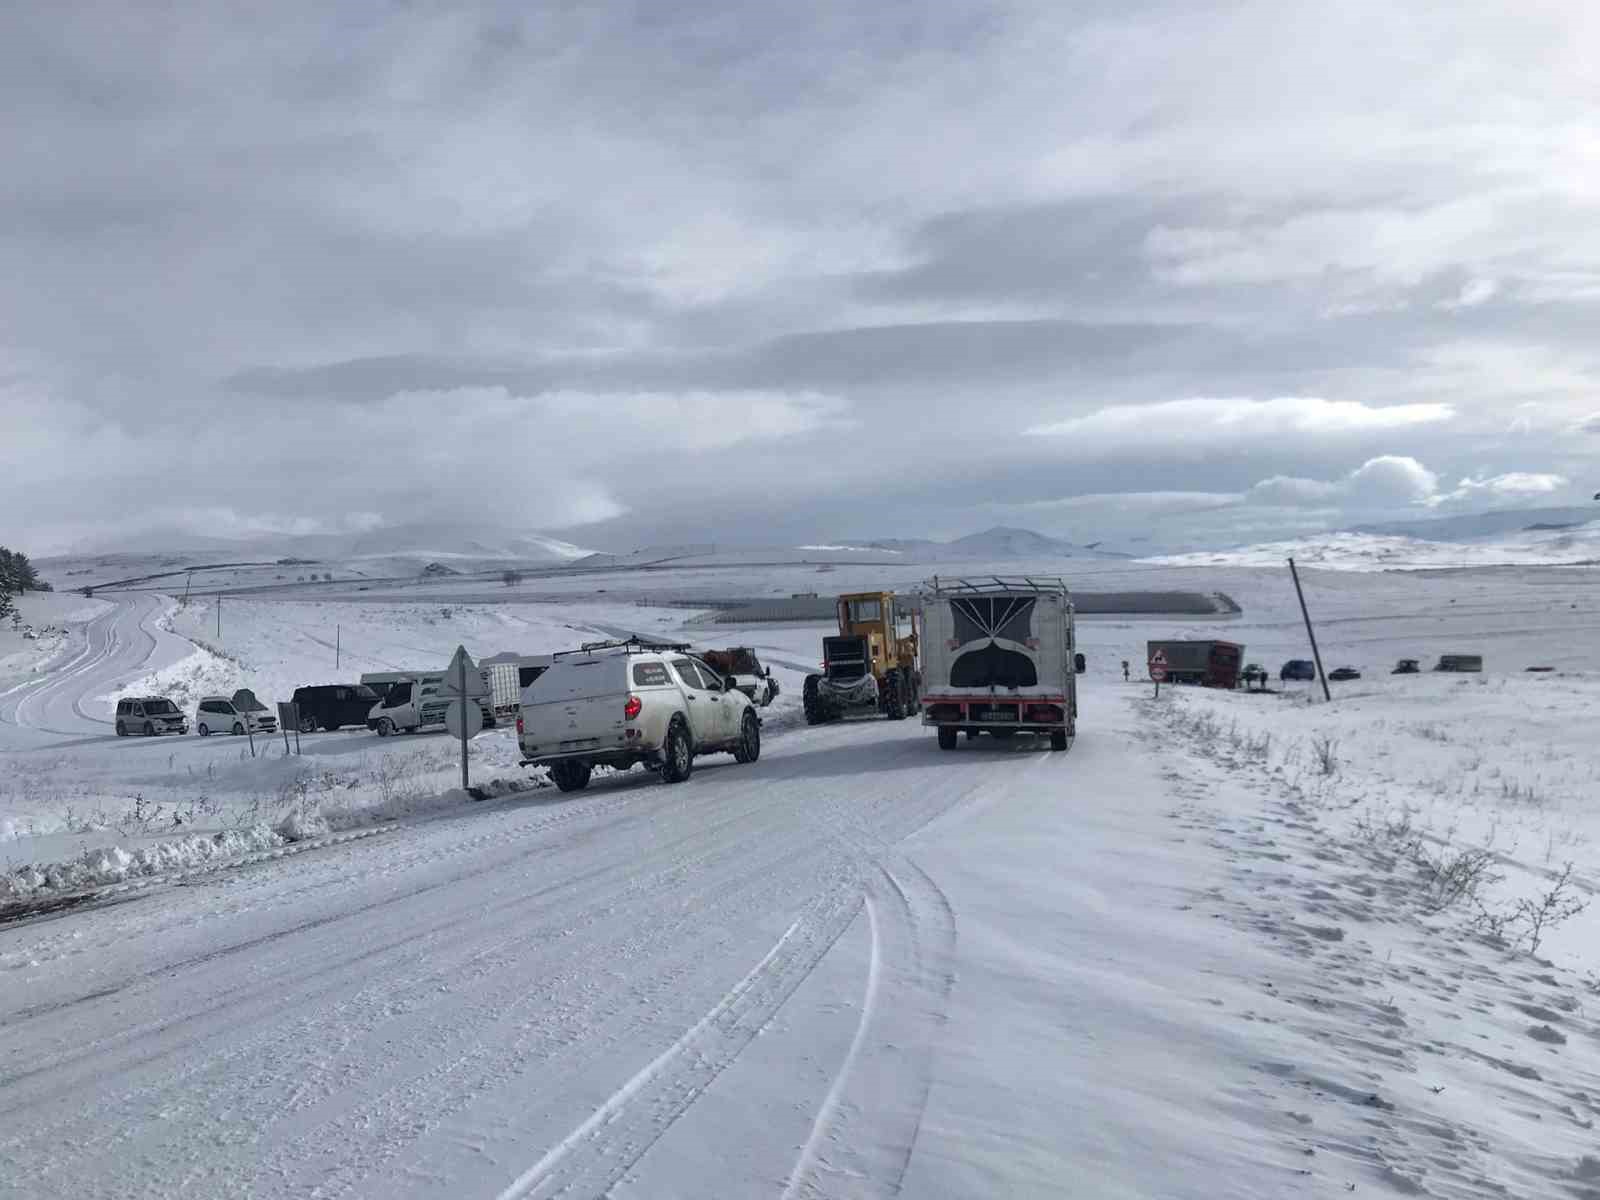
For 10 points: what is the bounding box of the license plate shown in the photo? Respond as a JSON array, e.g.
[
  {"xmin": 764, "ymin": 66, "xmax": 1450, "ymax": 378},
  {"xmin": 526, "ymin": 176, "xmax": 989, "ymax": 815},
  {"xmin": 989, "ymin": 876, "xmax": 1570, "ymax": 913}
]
[{"xmin": 976, "ymin": 708, "xmax": 1017, "ymax": 721}]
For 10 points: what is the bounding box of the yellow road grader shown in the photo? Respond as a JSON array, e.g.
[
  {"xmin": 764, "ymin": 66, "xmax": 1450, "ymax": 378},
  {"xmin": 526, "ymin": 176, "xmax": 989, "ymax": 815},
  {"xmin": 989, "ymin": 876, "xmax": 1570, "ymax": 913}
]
[{"xmin": 801, "ymin": 591, "xmax": 921, "ymax": 723}]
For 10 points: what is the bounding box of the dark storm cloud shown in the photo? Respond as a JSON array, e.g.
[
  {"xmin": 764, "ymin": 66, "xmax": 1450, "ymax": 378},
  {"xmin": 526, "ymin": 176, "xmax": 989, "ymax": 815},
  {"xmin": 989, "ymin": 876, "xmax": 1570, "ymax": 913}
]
[{"xmin": 3, "ymin": 0, "xmax": 1597, "ymax": 555}]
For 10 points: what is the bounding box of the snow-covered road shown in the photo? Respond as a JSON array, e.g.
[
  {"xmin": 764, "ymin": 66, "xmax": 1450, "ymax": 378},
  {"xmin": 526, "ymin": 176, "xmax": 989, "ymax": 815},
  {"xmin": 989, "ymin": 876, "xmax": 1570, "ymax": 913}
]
[
  {"xmin": 0, "ymin": 594, "xmax": 191, "ymax": 748},
  {"xmin": 0, "ymin": 694, "xmax": 1315, "ymax": 1200}
]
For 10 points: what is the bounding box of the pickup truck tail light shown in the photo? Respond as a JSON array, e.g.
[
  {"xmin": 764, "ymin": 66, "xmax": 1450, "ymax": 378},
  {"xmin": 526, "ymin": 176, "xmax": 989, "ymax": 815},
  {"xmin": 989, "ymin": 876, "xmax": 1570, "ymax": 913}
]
[
  {"xmin": 515, "ymin": 715, "xmax": 524, "ymax": 735},
  {"xmin": 624, "ymin": 694, "xmax": 642, "ymax": 720}
]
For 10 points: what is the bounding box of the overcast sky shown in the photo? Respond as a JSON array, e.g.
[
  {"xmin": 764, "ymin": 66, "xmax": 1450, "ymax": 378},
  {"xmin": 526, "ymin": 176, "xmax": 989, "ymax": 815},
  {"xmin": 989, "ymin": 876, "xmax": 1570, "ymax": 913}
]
[{"xmin": 5, "ymin": 0, "xmax": 1598, "ymax": 556}]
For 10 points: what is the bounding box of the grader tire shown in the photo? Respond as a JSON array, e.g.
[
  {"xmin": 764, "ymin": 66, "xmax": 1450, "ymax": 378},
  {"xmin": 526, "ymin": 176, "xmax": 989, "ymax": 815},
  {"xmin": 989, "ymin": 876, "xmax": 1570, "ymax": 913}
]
[
  {"xmin": 883, "ymin": 669, "xmax": 906, "ymax": 721},
  {"xmin": 802, "ymin": 675, "xmax": 827, "ymax": 726}
]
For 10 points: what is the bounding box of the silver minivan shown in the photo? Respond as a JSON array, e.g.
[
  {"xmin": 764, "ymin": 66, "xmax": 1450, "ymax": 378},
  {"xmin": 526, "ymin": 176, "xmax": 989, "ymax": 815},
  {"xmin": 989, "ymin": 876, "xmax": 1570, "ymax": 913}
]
[{"xmin": 115, "ymin": 697, "xmax": 189, "ymax": 737}]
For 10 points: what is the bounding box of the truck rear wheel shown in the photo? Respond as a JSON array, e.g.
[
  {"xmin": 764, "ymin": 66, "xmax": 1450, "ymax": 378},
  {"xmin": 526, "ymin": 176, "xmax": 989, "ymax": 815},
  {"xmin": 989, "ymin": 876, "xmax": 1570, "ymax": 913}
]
[
  {"xmin": 1050, "ymin": 728, "xmax": 1071, "ymax": 752},
  {"xmin": 937, "ymin": 726, "xmax": 958, "ymax": 751}
]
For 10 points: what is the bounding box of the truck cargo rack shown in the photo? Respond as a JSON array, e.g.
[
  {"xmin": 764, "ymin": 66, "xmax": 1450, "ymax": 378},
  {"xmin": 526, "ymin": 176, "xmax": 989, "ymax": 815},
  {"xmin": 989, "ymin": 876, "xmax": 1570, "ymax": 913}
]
[
  {"xmin": 923, "ymin": 575, "xmax": 1071, "ymax": 597},
  {"xmin": 554, "ymin": 636, "xmax": 695, "ymax": 659}
]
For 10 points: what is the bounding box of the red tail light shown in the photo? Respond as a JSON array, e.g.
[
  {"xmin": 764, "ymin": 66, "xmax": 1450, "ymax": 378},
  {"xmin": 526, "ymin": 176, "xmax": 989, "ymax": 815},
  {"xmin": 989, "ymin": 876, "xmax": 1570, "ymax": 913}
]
[
  {"xmin": 515, "ymin": 715, "xmax": 524, "ymax": 735},
  {"xmin": 624, "ymin": 694, "xmax": 642, "ymax": 720}
]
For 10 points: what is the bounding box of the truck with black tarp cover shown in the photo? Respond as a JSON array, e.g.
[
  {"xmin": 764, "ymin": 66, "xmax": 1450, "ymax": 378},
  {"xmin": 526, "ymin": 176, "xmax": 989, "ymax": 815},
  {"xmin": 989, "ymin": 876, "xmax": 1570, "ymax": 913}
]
[{"xmin": 919, "ymin": 576, "xmax": 1083, "ymax": 751}]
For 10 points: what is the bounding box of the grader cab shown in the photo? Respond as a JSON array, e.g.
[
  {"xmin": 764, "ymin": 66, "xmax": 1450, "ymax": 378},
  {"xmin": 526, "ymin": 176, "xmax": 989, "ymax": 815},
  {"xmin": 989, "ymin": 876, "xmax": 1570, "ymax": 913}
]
[{"xmin": 802, "ymin": 591, "xmax": 921, "ymax": 723}]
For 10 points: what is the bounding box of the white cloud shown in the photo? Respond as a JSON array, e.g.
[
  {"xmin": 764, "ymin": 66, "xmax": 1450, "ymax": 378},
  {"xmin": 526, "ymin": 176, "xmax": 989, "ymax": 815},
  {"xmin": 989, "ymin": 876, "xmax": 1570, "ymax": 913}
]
[
  {"xmin": 1432, "ymin": 471, "xmax": 1569, "ymax": 506},
  {"xmin": 1026, "ymin": 396, "xmax": 1454, "ymax": 443},
  {"xmin": 1444, "ymin": 277, "xmax": 1499, "ymax": 309},
  {"xmin": 1246, "ymin": 455, "xmax": 1439, "ymax": 509}
]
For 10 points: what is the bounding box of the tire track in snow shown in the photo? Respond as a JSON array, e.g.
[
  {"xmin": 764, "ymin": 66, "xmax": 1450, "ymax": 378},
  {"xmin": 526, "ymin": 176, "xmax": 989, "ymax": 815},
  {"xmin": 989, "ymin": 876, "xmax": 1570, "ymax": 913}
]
[
  {"xmin": 495, "ymin": 882, "xmax": 866, "ymax": 1200},
  {"xmin": 780, "ymin": 858, "xmax": 957, "ymax": 1200}
]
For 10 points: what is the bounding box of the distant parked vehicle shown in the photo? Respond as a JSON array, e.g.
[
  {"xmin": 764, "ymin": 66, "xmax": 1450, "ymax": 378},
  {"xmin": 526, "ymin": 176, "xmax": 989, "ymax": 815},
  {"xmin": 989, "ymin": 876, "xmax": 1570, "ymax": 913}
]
[
  {"xmin": 115, "ymin": 697, "xmax": 188, "ymax": 737},
  {"xmin": 698, "ymin": 647, "xmax": 781, "ymax": 707},
  {"xmin": 1280, "ymin": 659, "xmax": 1317, "ymax": 682},
  {"xmin": 361, "ymin": 674, "xmax": 493, "ymax": 737},
  {"xmin": 478, "ymin": 653, "xmax": 554, "ymax": 723},
  {"xmin": 1434, "ymin": 654, "xmax": 1483, "ymax": 673},
  {"xmin": 1328, "ymin": 666, "xmax": 1362, "ymax": 681},
  {"xmin": 290, "ymin": 684, "xmax": 381, "ymax": 732},
  {"xmin": 517, "ymin": 638, "xmax": 762, "ymax": 791},
  {"xmin": 1240, "ymin": 663, "xmax": 1269, "ymax": 690},
  {"xmin": 1392, "ymin": 659, "xmax": 1421, "ymax": 674},
  {"xmin": 195, "ymin": 693, "xmax": 277, "ymax": 737}
]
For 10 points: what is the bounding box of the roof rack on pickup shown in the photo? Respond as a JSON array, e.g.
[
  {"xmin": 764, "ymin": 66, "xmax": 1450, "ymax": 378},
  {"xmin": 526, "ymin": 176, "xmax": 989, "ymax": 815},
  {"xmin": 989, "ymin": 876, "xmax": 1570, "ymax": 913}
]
[
  {"xmin": 553, "ymin": 636, "xmax": 695, "ymax": 659},
  {"xmin": 923, "ymin": 575, "xmax": 1071, "ymax": 596}
]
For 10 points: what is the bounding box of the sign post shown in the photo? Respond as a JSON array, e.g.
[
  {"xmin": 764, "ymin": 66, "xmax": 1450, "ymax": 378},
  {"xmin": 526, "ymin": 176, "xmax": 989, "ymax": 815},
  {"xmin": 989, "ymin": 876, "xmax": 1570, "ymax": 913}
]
[
  {"xmin": 277, "ymin": 702, "xmax": 300, "ymax": 755},
  {"xmin": 441, "ymin": 645, "xmax": 489, "ymax": 791},
  {"xmin": 1148, "ymin": 649, "xmax": 1169, "ymax": 698}
]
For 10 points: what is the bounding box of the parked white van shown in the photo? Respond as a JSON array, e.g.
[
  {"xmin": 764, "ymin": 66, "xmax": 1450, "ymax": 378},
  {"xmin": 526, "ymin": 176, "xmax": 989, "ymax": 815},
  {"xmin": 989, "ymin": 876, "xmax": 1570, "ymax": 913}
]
[{"xmin": 195, "ymin": 693, "xmax": 277, "ymax": 737}]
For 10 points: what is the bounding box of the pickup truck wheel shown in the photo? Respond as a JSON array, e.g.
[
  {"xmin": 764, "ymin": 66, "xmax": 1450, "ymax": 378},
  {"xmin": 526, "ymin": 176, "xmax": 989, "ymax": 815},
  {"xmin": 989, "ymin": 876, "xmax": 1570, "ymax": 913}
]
[
  {"xmin": 376, "ymin": 717, "xmax": 393, "ymax": 737},
  {"xmin": 549, "ymin": 759, "xmax": 592, "ymax": 792},
  {"xmin": 299, "ymin": 716, "xmax": 316, "ymax": 733},
  {"xmin": 661, "ymin": 719, "xmax": 694, "ymax": 783},
  {"xmin": 232, "ymin": 721, "xmax": 244, "ymax": 736},
  {"xmin": 937, "ymin": 726, "xmax": 958, "ymax": 751},
  {"xmin": 197, "ymin": 723, "xmax": 210, "ymax": 737},
  {"xmin": 732, "ymin": 711, "xmax": 761, "ymax": 764}
]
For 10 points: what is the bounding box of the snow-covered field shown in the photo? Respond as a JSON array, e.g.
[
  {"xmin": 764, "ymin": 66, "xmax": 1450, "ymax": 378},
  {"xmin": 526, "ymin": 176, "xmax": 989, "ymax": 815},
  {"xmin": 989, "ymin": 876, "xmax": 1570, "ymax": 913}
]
[{"xmin": 3, "ymin": 554, "xmax": 1599, "ymax": 1197}]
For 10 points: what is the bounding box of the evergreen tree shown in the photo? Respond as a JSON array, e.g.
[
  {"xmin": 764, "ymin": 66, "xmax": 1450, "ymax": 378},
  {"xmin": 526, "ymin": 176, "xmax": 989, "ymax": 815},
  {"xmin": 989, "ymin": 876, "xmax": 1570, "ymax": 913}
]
[{"xmin": 0, "ymin": 547, "xmax": 44, "ymax": 592}]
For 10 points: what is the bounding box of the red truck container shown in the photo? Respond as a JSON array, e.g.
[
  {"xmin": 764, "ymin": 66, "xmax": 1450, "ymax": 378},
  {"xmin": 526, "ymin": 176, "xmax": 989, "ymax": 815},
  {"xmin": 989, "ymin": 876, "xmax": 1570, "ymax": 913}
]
[{"xmin": 1146, "ymin": 640, "xmax": 1245, "ymax": 689}]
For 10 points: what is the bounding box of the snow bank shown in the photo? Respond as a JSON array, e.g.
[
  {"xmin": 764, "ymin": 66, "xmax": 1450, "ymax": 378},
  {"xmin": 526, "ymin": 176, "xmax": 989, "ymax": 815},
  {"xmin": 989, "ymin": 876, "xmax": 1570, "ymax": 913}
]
[
  {"xmin": 1, "ymin": 767, "xmax": 543, "ymax": 906},
  {"xmin": 0, "ymin": 825, "xmax": 286, "ymax": 902}
]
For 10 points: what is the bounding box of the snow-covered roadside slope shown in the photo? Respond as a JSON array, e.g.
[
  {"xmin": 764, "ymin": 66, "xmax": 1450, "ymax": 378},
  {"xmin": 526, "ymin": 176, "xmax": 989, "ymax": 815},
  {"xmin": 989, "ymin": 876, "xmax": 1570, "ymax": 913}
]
[{"xmin": 5, "ymin": 683, "xmax": 1597, "ymax": 1196}]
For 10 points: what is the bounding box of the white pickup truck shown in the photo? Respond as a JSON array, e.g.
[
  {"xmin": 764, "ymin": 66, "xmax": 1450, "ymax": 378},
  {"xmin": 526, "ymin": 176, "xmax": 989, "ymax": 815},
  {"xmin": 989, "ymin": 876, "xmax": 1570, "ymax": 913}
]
[
  {"xmin": 516, "ymin": 638, "xmax": 762, "ymax": 791},
  {"xmin": 360, "ymin": 672, "xmax": 493, "ymax": 737}
]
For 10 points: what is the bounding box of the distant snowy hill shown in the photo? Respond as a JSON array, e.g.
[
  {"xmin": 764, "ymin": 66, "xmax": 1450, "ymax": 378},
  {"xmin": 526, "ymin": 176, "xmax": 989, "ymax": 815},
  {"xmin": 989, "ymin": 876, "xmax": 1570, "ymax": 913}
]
[
  {"xmin": 57, "ymin": 522, "xmax": 593, "ymax": 568},
  {"xmin": 1349, "ymin": 505, "xmax": 1600, "ymax": 543},
  {"xmin": 852, "ymin": 526, "xmax": 1132, "ymax": 561},
  {"xmin": 1145, "ymin": 519, "xmax": 1600, "ymax": 571}
]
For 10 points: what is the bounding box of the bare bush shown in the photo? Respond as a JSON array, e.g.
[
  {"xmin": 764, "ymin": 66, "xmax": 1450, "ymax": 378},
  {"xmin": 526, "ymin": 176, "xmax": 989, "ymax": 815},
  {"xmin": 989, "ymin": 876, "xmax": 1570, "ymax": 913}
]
[
  {"xmin": 1512, "ymin": 864, "xmax": 1587, "ymax": 955},
  {"xmin": 1416, "ymin": 845, "xmax": 1503, "ymax": 912},
  {"xmin": 1311, "ymin": 735, "xmax": 1339, "ymax": 776}
]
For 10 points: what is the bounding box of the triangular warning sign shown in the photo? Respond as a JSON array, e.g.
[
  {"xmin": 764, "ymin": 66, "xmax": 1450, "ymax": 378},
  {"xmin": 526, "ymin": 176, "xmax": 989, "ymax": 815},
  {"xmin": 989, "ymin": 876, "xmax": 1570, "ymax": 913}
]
[{"xmin": 1149, "ymin": 649, "xmax": 1168, "ymax": 667}]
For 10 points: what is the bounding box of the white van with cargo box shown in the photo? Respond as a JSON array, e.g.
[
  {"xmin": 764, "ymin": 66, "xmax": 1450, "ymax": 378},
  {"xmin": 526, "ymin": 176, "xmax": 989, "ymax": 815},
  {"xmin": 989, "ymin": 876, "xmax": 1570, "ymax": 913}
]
[
  {"xmin": 918, "ymin": 576, "xmax": 1084, "ymax": 751},
  {"xmin": 516, "ymin": 638, "xmax": 762, "ymax": 791}
]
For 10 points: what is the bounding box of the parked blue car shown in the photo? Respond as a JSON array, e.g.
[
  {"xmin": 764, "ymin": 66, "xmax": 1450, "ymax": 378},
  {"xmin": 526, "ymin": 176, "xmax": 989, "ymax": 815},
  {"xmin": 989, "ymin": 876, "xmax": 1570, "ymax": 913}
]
[{"xmin": 1279, "ymin": 659, "xmax": 1317, "ymax": 682}]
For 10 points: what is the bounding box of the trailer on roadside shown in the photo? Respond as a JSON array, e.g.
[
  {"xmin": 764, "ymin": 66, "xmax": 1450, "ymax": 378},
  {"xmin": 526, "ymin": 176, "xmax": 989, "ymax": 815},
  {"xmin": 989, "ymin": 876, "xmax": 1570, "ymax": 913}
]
[
  {"xmin": 479, "ymin": 653, "xmax": 555, "ymax": 721},
  {"xmin": 1144, "ymin": 640, "xmax": 1245, "ymax": 689}
]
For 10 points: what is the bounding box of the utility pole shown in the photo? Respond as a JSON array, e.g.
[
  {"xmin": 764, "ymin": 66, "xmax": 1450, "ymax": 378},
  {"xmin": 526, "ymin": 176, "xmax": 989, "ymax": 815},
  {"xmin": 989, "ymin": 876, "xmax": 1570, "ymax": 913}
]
[
  {"xmin": 216, "ymin": 594, "xmax": 221, "ymax": 640},
  {"xmin": 336, "ymin": 624, "xmax": 341, "ymax": 670},
  {"xmin": 457, "ymin": 651, "xmax": 469, "ymax": 791},
  {"xmin": 1287, "ymin": 557, "xmax": 1331, "ymax": 702}
]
